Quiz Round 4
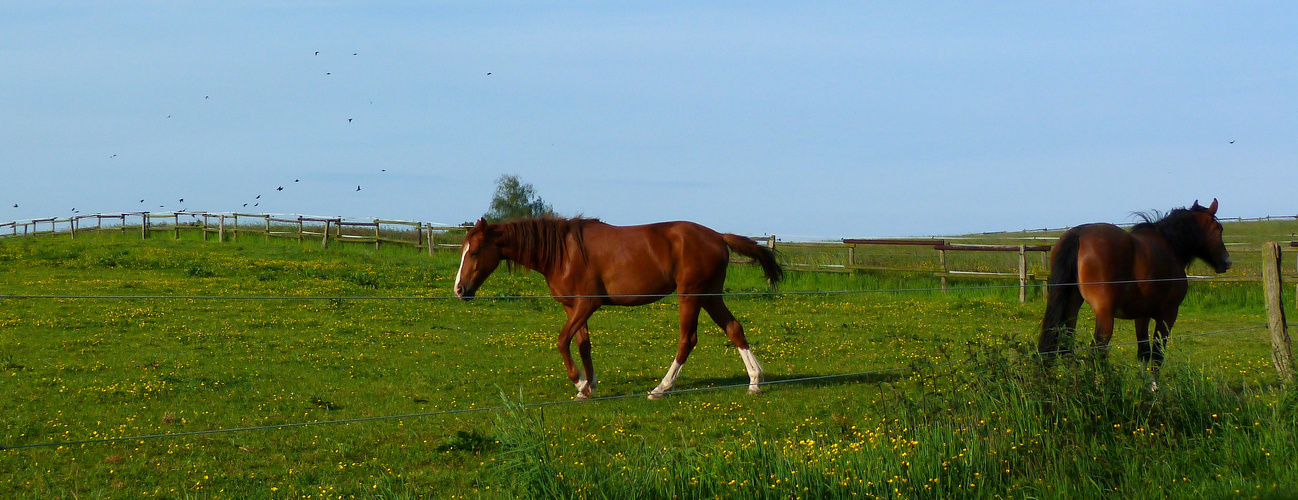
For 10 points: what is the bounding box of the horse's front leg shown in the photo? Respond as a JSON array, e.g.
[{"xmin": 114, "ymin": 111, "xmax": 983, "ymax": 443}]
[
  {"xmin": 1145, "ymin": 313, "xmax": 1177, "ymax": 392},
  {"xmin": 574, "ymin": 323, "xmax": 595, "ymax": 398},
  {"xmin": 558, "ymin": 302, "xmax": 599, "ymax": 400}
]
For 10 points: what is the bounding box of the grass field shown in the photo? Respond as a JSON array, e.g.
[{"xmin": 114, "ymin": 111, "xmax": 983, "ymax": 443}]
[{"xmin": 1, "ymin": 226, "xmax": 1296, "ymax": 499}]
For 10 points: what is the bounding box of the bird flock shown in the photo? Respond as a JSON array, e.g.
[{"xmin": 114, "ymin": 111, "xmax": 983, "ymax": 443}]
[{"xmin": 9, "ymin": 49, "xmax": 419, "ymax": 220}]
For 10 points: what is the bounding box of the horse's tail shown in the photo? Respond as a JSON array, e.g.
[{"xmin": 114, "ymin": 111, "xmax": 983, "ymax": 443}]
[
  {"xmin": 722, "ymin": 234, "xmax": 784, "ymax": 286},
  {"xmin": 1039, "ymin": 230, "xmax": 1081, "ymax": 357}
]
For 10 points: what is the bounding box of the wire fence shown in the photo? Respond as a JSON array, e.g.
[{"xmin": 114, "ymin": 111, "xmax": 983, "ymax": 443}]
[
  {"xmin": 0, "ymin": 276, "xmax": 1257, "ymax": 302},
  {"xmin": 2, "ymin": 236, "xmax": 1293, "ymax": 452},
  {"xmin": 0, "ymin": 322, "xmax": 1273, "ymax": 452}
]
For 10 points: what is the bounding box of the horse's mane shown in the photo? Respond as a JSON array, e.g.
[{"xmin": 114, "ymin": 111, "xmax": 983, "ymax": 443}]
[
  {"xmin": 496, "ymin": 217, "xmax": 597, "ymax": 274},
  {"xmin": 1131, "ymin": 205, "xmax": 1215, "ymax": 264}
]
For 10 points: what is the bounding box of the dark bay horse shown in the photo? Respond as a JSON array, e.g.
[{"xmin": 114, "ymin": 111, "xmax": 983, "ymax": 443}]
[
  {"xmin": 454, "ymin": 217, "xmax": 783, "ymax": 400},
  {"xmin": 1039, "ymin": 199, "xmax": 1232, "ymax": 374}
]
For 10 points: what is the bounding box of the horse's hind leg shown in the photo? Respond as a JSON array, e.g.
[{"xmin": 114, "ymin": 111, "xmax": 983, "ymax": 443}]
[
  {"xmin": 1089, "ymin": 302, "xmax": 1116, "ymax": 361},
  {"xmin": 649, "ymin": 297, "xmax": 701, "ymax": 400},
  {"xmin": 702, "ymin": 297, "xmax": 763, "ymax": 395}
]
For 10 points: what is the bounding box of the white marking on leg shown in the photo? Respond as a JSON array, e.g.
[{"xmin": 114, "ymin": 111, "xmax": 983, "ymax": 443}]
[
  {"xmin": 648, "ymin": 360, "xmax": 683, "ymax": 399},
  {"xmin": 453, "ymin": 244, "xmax": 470, "ymax": 292},
  {"xmin": 574, "ymin": 373, "xmax": 591, "ymax": 400},
  {"xmin": 739, "ymin": 348, "xmax": 763, "ymax": 394}
]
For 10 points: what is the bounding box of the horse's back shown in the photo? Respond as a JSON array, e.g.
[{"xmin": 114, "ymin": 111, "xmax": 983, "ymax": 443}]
[
  {"xmin": 580, "ymin": 221, "xmax": 729, "ymax": 302},
  {"xmin": 1067, "ymin": 223, "xmax": 1136, "ymax": 277}
]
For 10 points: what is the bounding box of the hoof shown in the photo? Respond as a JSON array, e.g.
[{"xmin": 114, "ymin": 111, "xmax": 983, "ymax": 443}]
[
  {"xmin": 747, "ymin": 387, "xmax": 761, "ymax": 395},
  {"xmin": 647, "ymin": 392, "xmax": 664, "ymax": 401},
  {"xmin": 573, "ymin": 393, "xmax": 589, "ymax": 401}
]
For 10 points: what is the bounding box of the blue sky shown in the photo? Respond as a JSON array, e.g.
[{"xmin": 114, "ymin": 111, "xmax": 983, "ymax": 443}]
[{"xmin": 2, "ymin": 2, "xmax": 1295, "ymax": 239}]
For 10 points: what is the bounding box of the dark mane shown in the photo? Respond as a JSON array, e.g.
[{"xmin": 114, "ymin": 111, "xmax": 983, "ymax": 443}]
[
  {"xmin": 497, "ymin": 217, "xmax": 598, "ymax": 274},
  {"xmin": 1131, "ymin": 205, "xmax": 1215, "ymax": 264}
]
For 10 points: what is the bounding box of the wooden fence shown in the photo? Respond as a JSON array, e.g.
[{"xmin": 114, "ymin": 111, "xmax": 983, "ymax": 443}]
[
  {"xmin": 5, "ymin": 212, "xmax": 1297, "ymax": 305},
  {"xmin": 0, "ymin": 212, "xmax": 464, "ymax": 256}
]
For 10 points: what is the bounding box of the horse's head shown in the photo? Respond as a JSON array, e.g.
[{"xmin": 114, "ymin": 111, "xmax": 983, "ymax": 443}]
[
  {"xmin": 1190, "ymin": 199, "xmax": 1232, "ymax": 273},
  {"xmin": 454, "ymin": 218, "xmax": 505, "ymax": 300}
]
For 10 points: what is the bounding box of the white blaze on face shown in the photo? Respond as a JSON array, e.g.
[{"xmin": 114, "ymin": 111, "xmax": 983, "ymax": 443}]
[{"xmin": 454, "ymin": 243, "xmax": 471, "ymax": 293}]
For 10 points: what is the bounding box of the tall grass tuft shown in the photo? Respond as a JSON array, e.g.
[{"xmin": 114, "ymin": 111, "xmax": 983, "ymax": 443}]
[{"xmin": 488, "ymin": 339, "xmax": 1298, "ymax": 499}]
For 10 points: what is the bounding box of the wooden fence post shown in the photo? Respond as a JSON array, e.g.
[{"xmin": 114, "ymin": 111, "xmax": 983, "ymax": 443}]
[
  {"xmin": 321, "ymin": 220, "xmax": 330, "ymax": 249},
  {"xmin": 938, "ymin": 248, "xmax": 948, "ymax": 294},
  {"xmin": 232, "ymin": 214, "xmax": 238, "ymax": 241},
  {"xmin": 141, "ymin": 213, "xmax": 148, "ymax": 240},
  {"xmin": 1263, "ymin": 241, "xmax": 1293, "ymax": 382},
  {"xmin": 374, "ymin": 222, "xmax": 381, "ymax": 250},
  {"xmin": 428, "ymin": 224, "xmax": 436, "ymax": 256},
  {"xmin": 297, "ymin": 217, "xmax": 304, "ymax": 243},
  {"xmin": 218, "ymin": 215, "xmax": 226, "ymax": 243},
  {"xmin": 847, "ymin": 245, "xmax": 855, "ymax": 268},
  {"xmin": 69, "ymin": 218, "xmax": 76, "ymax": 239},
  {"xmin": 174, "ymin": 213, "xmax": 180, "ymax": 240},
  {"xmin": 264, "ymin": 215, "xmax": 270, "ymax": 243},
  {"xmin": 1018, "ymin": 244, "xmax": 1027, "ymax": 303}
]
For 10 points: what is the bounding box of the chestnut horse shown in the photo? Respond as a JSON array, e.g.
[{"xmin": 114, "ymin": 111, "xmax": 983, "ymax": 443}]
[
  {"xmin": 1038, "ymin": 199, "xmax": 1232, "ymax": 373},
  {"xmin": 454, "ymin": 217, "xmax": 783, "ymax": 400}
]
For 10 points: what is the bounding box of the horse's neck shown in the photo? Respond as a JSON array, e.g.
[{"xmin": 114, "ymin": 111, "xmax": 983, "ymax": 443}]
[
  {"xmin": 498, "ymin": 231, "xmax": 565, "ymax": 277},
  {"xmin": 1132, "ymin": 228, "xmax": 1191, "ymax": 269}
]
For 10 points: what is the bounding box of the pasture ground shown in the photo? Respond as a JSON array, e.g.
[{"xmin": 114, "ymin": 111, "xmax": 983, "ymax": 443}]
[{"xmin": 1, "ymin": 228, "xmax": 1295, "ymax": 499}]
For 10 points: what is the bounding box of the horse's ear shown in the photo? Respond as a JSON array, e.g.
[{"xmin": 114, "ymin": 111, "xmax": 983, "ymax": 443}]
[
  {"xmin": 1192, "ymin": 199, "xmax": 1203, "ymax": 210},
  {"xmin": 1207, "ymin": 198, "xmax": 1219, "ymax": 215},
  {"xmin": 473, "ymin": 218, "xmax": 487, "ymax": 230}
]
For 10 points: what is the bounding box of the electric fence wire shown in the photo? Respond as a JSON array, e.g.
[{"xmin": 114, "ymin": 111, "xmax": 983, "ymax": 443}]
[
  {"xmin": 0, "ymin": 323, "xmax": 1272, "ymax": 452},
  {"xmin": 0, "ymin": 275, "xmax": 1249, "ymax": 302}
]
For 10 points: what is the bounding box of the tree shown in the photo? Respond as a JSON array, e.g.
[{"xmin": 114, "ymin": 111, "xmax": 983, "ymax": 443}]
[{"xmin": 483, "ymin": 174, "xmax": 554, "ymax": 222}]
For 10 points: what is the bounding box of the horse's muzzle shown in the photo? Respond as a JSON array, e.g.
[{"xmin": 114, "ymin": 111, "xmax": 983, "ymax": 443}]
[{"xmin": 455, "ymin": 285, "xmax": 475, "ymax": 301}]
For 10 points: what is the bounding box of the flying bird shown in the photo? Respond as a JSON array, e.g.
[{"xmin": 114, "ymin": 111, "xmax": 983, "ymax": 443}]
[
  {"xmin": 1229, "ymin": 140, "xmax": 1236, "ymax": 144},
  {"xmin": 315, "ymin": 51, "xmax": 319, "ymax": 55},
  {"xmin": 243, "ymin": 203, "xmax": 248, "ymax": 207},
  {"xmin": 277, "ymin": 186, "xmax": 283, "ymax": 191},
  {"xmin": 110, "ymin": 154, "xmax": 117, "ymax": 158},
  {"xmin": 256, "ymin": 195, "xmax": 261, "ymax": 199},
  {"xmin": 139, "ymin": 199, "xmax": 144, "ymax": 203},
  {"xmin": 348, "ymin": 118, "xmax": 353, "ymax": 123},
  {"xmin": 487, "ymin": 72, "xmax": 492, "ymax": 75},
  {"xmin": 179, "ymin": 198, "xmax": 184, "ymax": 202},
  {"xmin": 294, "ymin": 179, "xmax": 299, "ymax": 182},
  {"xmin": 205, "ymin": 96, "xmax": 209, "ymax": 99},
  {"xmin": 12, "ymin": 204, "xmax": 17, "ymax": 208},
  {"xmin": 356, "ymin": 185, "xmax": 362, "ymax": 191}
]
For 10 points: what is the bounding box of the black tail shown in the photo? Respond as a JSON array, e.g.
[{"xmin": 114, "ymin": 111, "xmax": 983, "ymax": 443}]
[
  {"xmin": 1039, "ymin": 231, "xmax": 1081, "ymax": 357},
  {"xmin": 722, "ymin": 234, "xmax": 784, "ymax": 286}
]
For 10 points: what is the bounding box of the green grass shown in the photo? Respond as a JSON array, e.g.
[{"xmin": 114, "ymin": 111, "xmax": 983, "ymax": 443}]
[{"xmin": 1, "ymin": 229, "xmax": 1295, "ymax": 499}]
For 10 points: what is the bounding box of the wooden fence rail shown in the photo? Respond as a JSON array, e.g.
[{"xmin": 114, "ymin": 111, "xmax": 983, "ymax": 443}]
[
  {"xmin": 0, "ymin": 212, "xmax": 464, "ymax": 254},
  {"xmin": 5, "ymin": 213, "xmax": 1298, "ymax": 305}
]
